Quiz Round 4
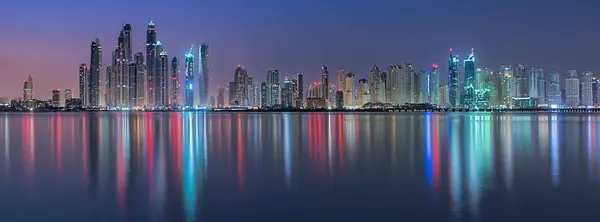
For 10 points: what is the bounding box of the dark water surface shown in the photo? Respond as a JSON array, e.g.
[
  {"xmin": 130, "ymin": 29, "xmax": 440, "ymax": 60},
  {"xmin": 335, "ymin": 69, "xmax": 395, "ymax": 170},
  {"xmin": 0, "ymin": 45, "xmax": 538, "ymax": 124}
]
[{"xmin": 0, "ymin": 112, "xmax": 599, "ymax": 222}]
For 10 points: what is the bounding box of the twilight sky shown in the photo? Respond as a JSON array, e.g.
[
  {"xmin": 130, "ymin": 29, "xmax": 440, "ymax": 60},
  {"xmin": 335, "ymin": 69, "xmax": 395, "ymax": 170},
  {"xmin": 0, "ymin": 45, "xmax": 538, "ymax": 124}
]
[{"xmin": 1, "ymin": 0, "xmax": 599, "ymax": 100}]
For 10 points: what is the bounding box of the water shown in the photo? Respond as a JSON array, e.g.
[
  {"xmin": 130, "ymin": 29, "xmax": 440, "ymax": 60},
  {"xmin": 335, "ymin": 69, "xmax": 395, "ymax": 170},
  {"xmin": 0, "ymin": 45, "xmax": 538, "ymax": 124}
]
[{"xmin": 0, "ymin": 112, "xmax": 599, "ymax": 222}]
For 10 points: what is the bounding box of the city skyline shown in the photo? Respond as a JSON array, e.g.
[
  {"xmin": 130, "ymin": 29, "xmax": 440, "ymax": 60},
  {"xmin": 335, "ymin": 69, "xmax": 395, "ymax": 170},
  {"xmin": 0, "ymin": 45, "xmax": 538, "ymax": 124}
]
[{"xmin": 2, "ymin": 1, "xmax": 599, "ymax": 99}]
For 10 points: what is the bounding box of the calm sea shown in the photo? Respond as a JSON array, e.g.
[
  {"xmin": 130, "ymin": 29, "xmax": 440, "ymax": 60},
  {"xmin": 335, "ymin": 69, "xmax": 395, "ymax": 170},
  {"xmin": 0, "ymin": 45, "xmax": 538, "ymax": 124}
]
[{"xmin": 0, "ymin": 112, "xmax": 599, "ymax": 222}]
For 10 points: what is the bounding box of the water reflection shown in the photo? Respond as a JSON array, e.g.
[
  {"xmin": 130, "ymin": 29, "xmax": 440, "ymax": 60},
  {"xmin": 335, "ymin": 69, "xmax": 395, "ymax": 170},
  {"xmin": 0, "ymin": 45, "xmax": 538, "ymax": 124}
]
[{"xmin": 1, "ymin": 112, "xmax": 600, "ymax": 221}]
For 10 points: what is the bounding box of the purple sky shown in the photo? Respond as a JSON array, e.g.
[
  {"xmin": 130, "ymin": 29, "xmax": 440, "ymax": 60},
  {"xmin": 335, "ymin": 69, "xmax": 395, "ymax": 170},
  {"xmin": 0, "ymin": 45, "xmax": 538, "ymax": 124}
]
[{"xmin": 1, "ymin": 0, "xmax": 599, "ymax": 100}]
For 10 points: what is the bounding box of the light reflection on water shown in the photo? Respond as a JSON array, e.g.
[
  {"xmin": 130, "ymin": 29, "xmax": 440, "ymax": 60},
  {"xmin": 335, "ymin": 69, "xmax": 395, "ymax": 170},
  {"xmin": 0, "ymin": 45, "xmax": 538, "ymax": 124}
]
[{"xmin": 1, "ymin": 112, "xmax": 600, "ymax": 221}]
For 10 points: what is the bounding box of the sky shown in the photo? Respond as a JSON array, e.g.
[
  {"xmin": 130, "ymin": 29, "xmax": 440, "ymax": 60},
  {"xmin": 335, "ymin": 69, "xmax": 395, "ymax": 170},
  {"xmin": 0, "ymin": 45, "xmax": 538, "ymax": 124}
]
[{"xmin": 1, "ymin": 0, "xmax": 599, "ymax": 100}]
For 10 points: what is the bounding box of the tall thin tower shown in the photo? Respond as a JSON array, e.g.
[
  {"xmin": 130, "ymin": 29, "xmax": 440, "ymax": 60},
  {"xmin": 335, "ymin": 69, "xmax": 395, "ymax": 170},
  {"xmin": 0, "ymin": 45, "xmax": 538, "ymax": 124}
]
[
  {"xmin": 170, "ymin": 57, "xmax": 180, "ymax": 107},
  {"xmin": 321, "ymin": 65, "xmax": 329, "ymax": 104},
  {"xmin": 184, "ymin": 45, "xmax": 195, "ymax": 107},
  {"xmin": 448, "ymin": 48, "xmax": 460, "ymax": 107},
  {"xmin": 146, "ymin": 20, "xmax": 157, "ymax": 107},
  {"xmin": 198, "ymin": 43, "xmax": 209, "ymax": 106},
  {"xmin": 89, "ymin": 39, "xmax": 102, "ymax": 107}
]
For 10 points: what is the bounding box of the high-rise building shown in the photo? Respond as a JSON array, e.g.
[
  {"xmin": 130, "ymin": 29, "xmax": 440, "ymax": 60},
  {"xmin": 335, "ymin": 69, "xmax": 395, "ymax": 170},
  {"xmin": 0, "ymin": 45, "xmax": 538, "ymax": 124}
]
[
  {"xmin": 170, "ymin": 57, "xmax": 180, "ymax": 107},
  {"xmin": 335, "ymin": 91, "xmax": 344, "ymax": 109},
  {"xmin": 233, "ymin": 65, "xmax": 249, "ymax": 106},
  {"xmin": 260, "ymin": 82, "xmax": 267, "ymax": 108},
  {"xmin": 321, "ymin": 65, "xmax": 329, "ymax": 104},
  {"xmin": 52, "ymin": 89, "xmax": 61, "ymax": 107},
  {"xmin": 358, "ymin": 79, "xmax": 369, "ymax": 107},
  {"xmin": 448, "ymin": 49, "xmax": 460, "ymax": 107},
  {"xmin": 79, "ymin": 64, "xmax": 88, "ymax": 105},
  {"xmin": 266, "ymin": 69, "xmax": 280, "ymax": 107},
  {"xmin": 224, "ymin": 83, "xmax": 231, "ymax": 107},
  {"xmin": 89, "ymin": 39, "xmax": 102, "ymax": 107},
  {"xmin": 184, "ymin": 48, "xmax": 194, "ymax": 107},
  {"xmin": 337, "ymin": 69, "xmax": 346, "ymax": 94},
  {"xmin": 463, "ymin": 48, "xmax": 475, "ymax": 107},
  {"xmin": 566, "ymin": 70, "xmax": 580, "ymax": 107},
  {"xmin": 515, "ymin": 65, "xmax": 528, "ymax": 98},
  {"xmin": 548, "ymin": 72, "xmax": 561, "ymax": 105},
  {"xmin": 593, "ymin": 78, "xmax": 599, "ymax": 105},
  {"xmin": 217, "ymin": 86, "xmax": 225, "ymax": 108},
  {"xmin": 399, "ymin": 63, "xmax": 413, "ymax": 104},
  {"xmin": 134, "ymin": 53, "xmax": 145, "ymax": 107},
  {"xmin": 122, "ymin": 24, "xmax": 132, "ymax": 63},
  {"xmin": 412, "ymin": 70, "xmax": 420, "ymax": 103},
  {"xmin": 429, "ymin": 64, "xmax": 440, "ymax": 105},
  {"xmin": 198, "ymin": 43, "xmax": 209, "ymax": 106},
  {"xmin": 114, "ymin": 30, "xmax": 128, "ymax": 106},
  {"xmin": 344, "ymin": 72, "xmax": 356, "ymax": 107},
  {"xmin": 369, "ymin": 66, "xmax": 386, "ymax": 103},
  {"xmin": 156, "ymin": 51, "xmax": 169, "ymax": 107},
  {"xmin": 293, "ymin": 73, "xmax": 304, "ymax": 108},
  {"xmin": 581, "ymin": 71, "xmax": 593, "ymax": 106},
  {"xmin": 127, "ymin": 63, "xmax": 139, "ymax": 107},
  {"xmin": 281, "ymin": 77, "xmax": 293, "ymax": 108},
  {"xmin": 537, "ymin": 72, "xmax": 546, "ymax": 105},
  {"xmin": 439, "ymin": 85, "xmax": 449, "ymax": 106},
  {"xmin": 418, "ymin": 70, "xmax": 429, "ymax": 103},
  {"xmin": 386, "ymin": 65, "xmax": 401, "ymax": 104},
  {"xmin": 146, "ymin": 20, "xmax": 157, "ymax": 107},
  {"xmin": 105, "ymin": 65, "xmax": 115, "ymax": 107},
  {"xmin": 529, "ymin": 68, "xmax": 543, "ymax": 101},
  {"xmin": 475, "ymin": 68, "xmax": 485, "ymax": 90},
  {"xmin": 500, "ymin": 66, "xmax": 513, "ymax": 107},
  {"xmin": 65, "ymin": 89, "xmax": 73, "ymax": 101},
  {"xmin": 23, "ymin": 75, "xmax": 33, "ymax": 101}
]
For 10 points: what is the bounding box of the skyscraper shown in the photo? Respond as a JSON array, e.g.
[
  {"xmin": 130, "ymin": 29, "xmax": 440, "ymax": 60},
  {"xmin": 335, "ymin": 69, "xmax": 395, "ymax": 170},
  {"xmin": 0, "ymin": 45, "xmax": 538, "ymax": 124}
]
[
  {"xmin": 418, "ymin": 70, "xmax": 429, "ymax": 103},
  {"xmin": 500, "ymin": 66, "xmax": 513, "ymax": 107},
  {"xmin": 358, "ymin": 79, "xmax": 369, "ymax": 107},
  {"xmin": 114, "ymin": 30, "xmax": 128, "ymax": 106},
  {"xmin": 538, "ymin": 74, "xmax": 546, "ymax": 105},
  {"xmin": 198, "ymin": 43, "xmax": 209, "ymax": 106},
  {"xmin": 122, "ymin": 24, "xmax": 132, "ymax": 63},
  {"xmin": 134, "ymin": 52, "xmax": 145, "ymax": 107},
  {"xmin": 281, "ymin": 77, "xmax": 293, "ymax": 108},
  {"xmin": 105, "ymin": 65, "xmax": 115, "ymax": 107},
  {"xmin": 156, "ymin": 51, "xmax": 169, "ymax": 107},
  {"xmin": 170, "ymin": 57, "xmax": 180, "ymax": 107},
  {"xmin": 260, "ymin": 82, "xmax": 267, "ymax": 108},
  {"xmin": 321, "ymin": 65, "xmax": 329, "ymax": 104},
  {"xmin": 79, "ymin": 64, "xmax": 88, "ymax": 105},
  {"xmin": 89, "ymin": 39, "xmax": 102, "ymax": 107},
  {"xmin": 344, "ymin": 72, "xmax": 356, "ymax": 107},
  {"xmin": 369, "ymin": 66, "xmax": 386, "ymax": 103},
  {"xmin": 463, "ymin": 48, "xmax": 475, "ymax": 107},
  {"xmin": 430, "ymin": 64, "xmax": 440, "ymax": 105},
  {"xmin": 23, "ymin": 75, "xmax": 33, "ymax": 101},
  {"xmin": 593, "ymin": 78, "xmax": 598, "ymax": 105},
  {"xmin": 515, "ymin": 65, "xmax": 527, "ymax": 97},
  {"xmin": 184, "ymin": 48, "xmax": 194, "ymax": 107},
  {"xmin": 293, "ymin": 73, "xmax": 304, "ymax": 108},
  {"xmin": 581, "ymin": 71, "xmax": 593, "ymax": 106},
  {"xmin": 448, "ymin": 49, "xmax": 460, "ymax": 107},
  {"xmin": 266, "ymin": 69, "xmax": 280, "ymax": 107},
  {"xmin": 233, "ymin": 65, "xmax": 249, "ymax": 106},
  {"xmin": 548, "ymin": 72, "xmax": 561, "ymax": 105},
  {"xmin": 529, "ymin": 68, "xmax": 543, "ymax": 100},
  {"xmin": 52, "ymin": 89, "xmax": 61, "ymax": 107},
  {"xmin": 128, "ymin": 63, "xmax": 138, "ymax": 107},
  {"xmin": 386, "ymin": 65, "xmax": 402, "ymax": 104},
  {"xmin": 146, "ymin": 20, "xmax": 157, "ymax": 107},
  {"xmin": 337, "ymin": 69, "xmax": 346, "ymax": 94},
  {"xmin": 65, "ymin": 89, "xmax": 73, "ymax": 101},
  {"xmin": 566, "ymin": 70, "xmax": 580, "ymax": 107}
]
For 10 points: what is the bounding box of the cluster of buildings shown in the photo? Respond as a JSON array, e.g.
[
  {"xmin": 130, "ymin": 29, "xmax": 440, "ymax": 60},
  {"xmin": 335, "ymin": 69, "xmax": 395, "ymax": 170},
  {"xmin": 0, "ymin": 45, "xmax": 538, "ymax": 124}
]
[
  {"xmin": 76, "ymin": 21, "xmax": 210, "ymax": 109},
  {"xmin": 215, "ymin": 48, "xmax": 596, "ymax": 110}
]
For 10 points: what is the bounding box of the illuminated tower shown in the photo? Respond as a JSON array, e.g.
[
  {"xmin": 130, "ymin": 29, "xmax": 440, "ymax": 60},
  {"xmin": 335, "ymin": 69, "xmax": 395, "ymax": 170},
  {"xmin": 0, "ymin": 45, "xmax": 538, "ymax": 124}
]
[
  {"xmin": 122, "ymin": 24, "xmax": 132, "ymax": 63},
  {"xmin": 170, "ymin": 57, "xmax": 180, "ymax": 107},
  {"xmin": 198, "ymin": 43, "xmax": 209, "ymax": 106},
  {"xmin": 52, "ymin": 88, "xmax": 61, "ymax": 107},
  {"xmin": 418, "ymin": 70, "xmax": 429, "ymax": 103},
  {"xmin": 321, "ymin": 65, "xmax": 329, "ymax": 104},
  {"xmin": 462, "ymin": 48, "xmax": 475, "ymax": 107},
  {"xmin": 114, "ymin": 30, "xmax": 128, "ymax": 106},
  {"xmin": 23, "ymin": 75, "xmax": 33, "ymax": 101},
  {"xmin": 127, "ymin": 63, "xmax": 138, "ymax": 107},
  {"xmin": 89, "ymin": 38, "xmax": 102, "ymax": 107},
  {"xmin": 358, "ymin": 79, "xmax": 369, "ymax": 106},
  {"xmin": 448, "ymin": 49, "xmax": 460, "ymax": 107},
  {"xmin": 429, "ymin": 64, "xmax": 439, "ymax": 105},
  {"xmin": 184, "ymin": 47, "xmax": 194, "ymax": 107},
  {"xmin": 134, "ymin": 52, "xmax": 145, "ymax": 107},
  {"xmin": 581, "ymin": 71, "xmax": 593, "ymax": 106},
  {"xmin": 500, "ymin": 65, "xmax": 513, "ymax": 107},
  {"xmin": 233, "ymin": 65, "xmax": 249, "ymax": 106},
  {"xmin": 79, "ymin": 64, "xmax": 88, "ymax": 105},
  {"xmin": 548, "ymin": 72, "xmax": 561, "ymax": 105},
  {"xmin": 146, "ymin": 20, "xmax": 157, "ymax": 107},
  {"xmin": 566, "ymin": 70, "xmax": 580, "ymax": 107},
  {"xmin": 387, "ymin": 65, "xmax": 402, "ymax": 104},
  {"xmin": 156, "ymin": 51, "xmax": 169, "ymax": 107},
  {"xmin": 369, "ymin": 66, "xmax": 386, "ymax": 103},
  {"xmin": 344, "ymin": 72, "xmax": 355, "ymax": 107},
  {"xmin": 515, "ymin": 65, "xmax": 527, "ymax": 97},
  {"xmin": 266, "ymin": 69, "xmax": 280, "ymax": 106},
  {"xmin": 337, "ymin": 69, "xmax": 346, "ymax": 94},
  {"xmin": 293, "ymin": 73, "xmax": 304, "ymax": 108},
  {"xmin": 529, "ymin": 68, "xmax": 543, "ymax": 100}
]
